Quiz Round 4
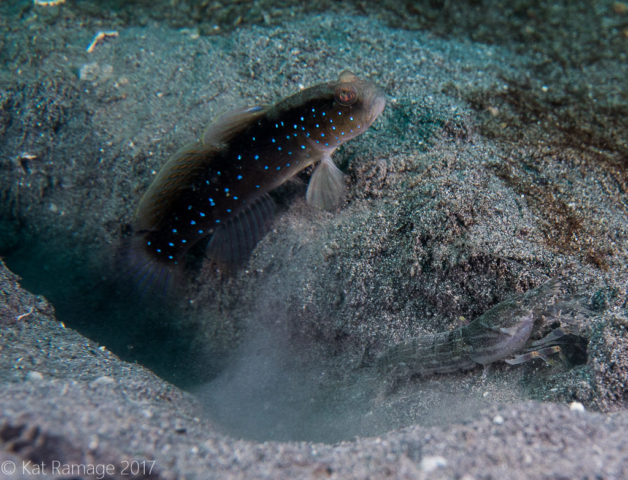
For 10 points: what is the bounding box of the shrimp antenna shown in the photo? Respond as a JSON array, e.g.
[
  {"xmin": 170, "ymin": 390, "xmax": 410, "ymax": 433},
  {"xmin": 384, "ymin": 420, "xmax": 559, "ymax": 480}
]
[{"xmin": 488, "ymin": 253, "xmax": 552, "ymax": 281}]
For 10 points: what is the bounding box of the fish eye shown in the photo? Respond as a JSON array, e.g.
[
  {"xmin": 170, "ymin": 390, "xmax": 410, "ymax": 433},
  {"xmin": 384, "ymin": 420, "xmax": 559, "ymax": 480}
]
[{"xmin": 334, "ymin": 83, "xmax": 358, "ymax": 106}]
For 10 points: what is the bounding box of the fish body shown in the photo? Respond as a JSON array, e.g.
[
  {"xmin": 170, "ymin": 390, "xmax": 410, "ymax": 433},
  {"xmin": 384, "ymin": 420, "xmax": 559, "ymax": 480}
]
[{"xmin": 125, "ymin": 71, "xmax": 385, "ymax": 292}]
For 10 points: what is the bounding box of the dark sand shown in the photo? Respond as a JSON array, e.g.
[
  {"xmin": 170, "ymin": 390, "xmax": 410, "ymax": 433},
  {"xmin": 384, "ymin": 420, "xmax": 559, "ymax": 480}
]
[{"xmin": 1, "ymin": 0, "xmax": 627, "ymax": 478}]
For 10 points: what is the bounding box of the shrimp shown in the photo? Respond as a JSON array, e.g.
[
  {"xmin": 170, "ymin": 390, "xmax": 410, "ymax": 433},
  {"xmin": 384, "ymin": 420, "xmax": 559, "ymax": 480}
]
[{"xmin": 376, "ymin": 279, "xmax": 582, "ymax": 378}]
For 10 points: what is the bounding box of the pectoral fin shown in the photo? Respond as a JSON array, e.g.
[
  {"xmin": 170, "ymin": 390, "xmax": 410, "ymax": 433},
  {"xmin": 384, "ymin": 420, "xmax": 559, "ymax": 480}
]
[
  {"xmin": 206, "ymin": 194, "xmax": 275, "ymax": 271},
  {"xmin": 306, "ymin": 154, "xmax": 346, "ymax": 211}
]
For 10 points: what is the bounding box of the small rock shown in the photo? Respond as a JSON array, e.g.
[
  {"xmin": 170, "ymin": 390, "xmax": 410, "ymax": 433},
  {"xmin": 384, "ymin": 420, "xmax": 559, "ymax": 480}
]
[
  {"xmin": 612, "ymin": 2, "xmax": 628, "ymax": 15},
  {"xmin": 174, "ymin": 419, "xmax": 187, "ymax": 434},
  {"xmin": 26, "ymin": 371, "xmax": 43, "ymax": 382},
  {"xmin": 88, "ymin": 436, "xmax": 99, "ymax": 450},
  {"xmin": 570, "ymin": 401, "xmax": 585, "ymax": 412},
  {"xmin": 91, "ymin": 375, "xmax": 115, "ymax": 386},
  {"xmin": 79, "ymin": 62, "xmax": 113, "ymax": 82},
  {"xmin": 420, "ymin": 455, "xmax": 447, "ymax": 472},
  {"xmin": 79, "ymin": 62, "xmax": 100, "ymax": 82},
  {"xmin": 493, "ymin": 415, "xmax": 505, "ymax": 425}
]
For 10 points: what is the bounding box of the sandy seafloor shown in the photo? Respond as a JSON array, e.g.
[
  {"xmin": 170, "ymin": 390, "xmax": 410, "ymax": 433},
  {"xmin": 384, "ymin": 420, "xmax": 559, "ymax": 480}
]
[{"xmin": 1, "ymin": 0, "xmax": 628, "ymax": 478}]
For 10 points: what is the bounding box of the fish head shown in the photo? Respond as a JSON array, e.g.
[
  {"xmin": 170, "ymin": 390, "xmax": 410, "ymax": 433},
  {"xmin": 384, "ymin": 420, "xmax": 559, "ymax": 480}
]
[
  {"xmin": 335, "ymin": 69, "xmax": 386, "ymax": 129},
  {"xmin": 295, "ymin": 70, "xmax": 385, "ymax": 152}
]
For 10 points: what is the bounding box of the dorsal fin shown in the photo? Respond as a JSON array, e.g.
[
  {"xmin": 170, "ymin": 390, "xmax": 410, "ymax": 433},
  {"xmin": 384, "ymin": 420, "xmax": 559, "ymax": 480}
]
[
  {"xmin": 202, "ymin": 106, "xmax": 267, "ymax": 148},
  {"xmin": 135, "ymin": 141, "xmax": 218, "ymax": 231},
  {"xmin": 206, "ymin": 193, "xmax": 275, "ymax": 270}
]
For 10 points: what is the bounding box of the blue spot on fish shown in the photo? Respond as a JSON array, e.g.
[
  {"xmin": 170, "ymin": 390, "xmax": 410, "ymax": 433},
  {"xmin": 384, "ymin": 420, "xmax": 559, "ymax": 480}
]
[
  {"xmin": 199, "ymin": 212, "xmax": 205, "ymax": 217},
  {"xmin": 237, "ymin": 175, "xmax": 243, "ymax": 180}
]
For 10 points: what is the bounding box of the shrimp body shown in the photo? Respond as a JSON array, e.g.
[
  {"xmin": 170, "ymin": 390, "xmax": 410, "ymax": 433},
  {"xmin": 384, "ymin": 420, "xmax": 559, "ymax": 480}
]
[{"xmin": 376, "ymin": 279, "xmax": 563, "ymax": 377}]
